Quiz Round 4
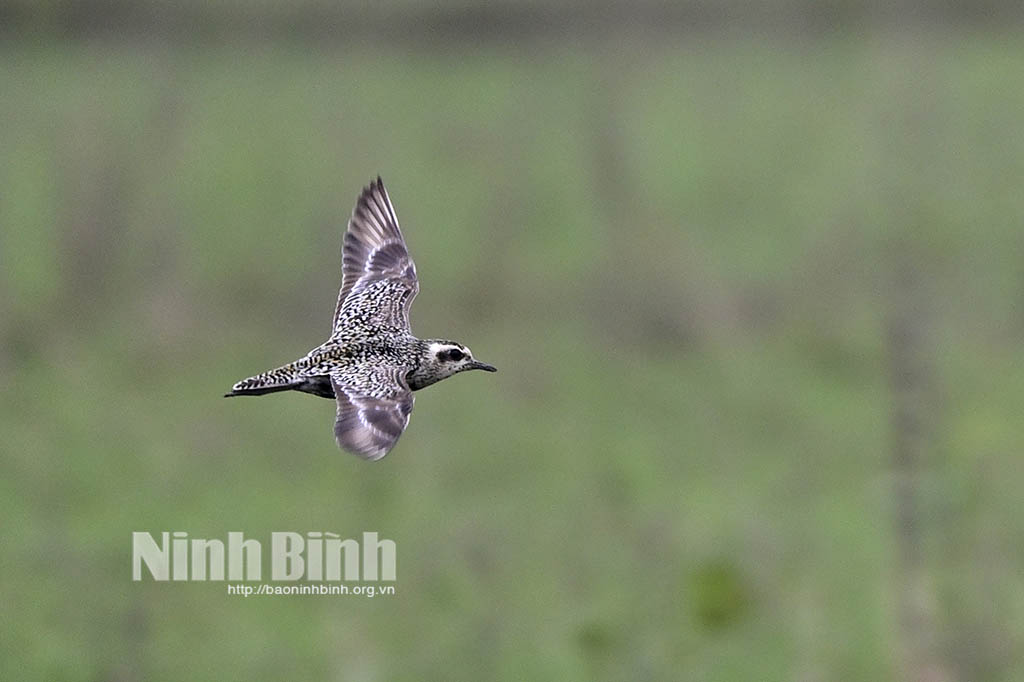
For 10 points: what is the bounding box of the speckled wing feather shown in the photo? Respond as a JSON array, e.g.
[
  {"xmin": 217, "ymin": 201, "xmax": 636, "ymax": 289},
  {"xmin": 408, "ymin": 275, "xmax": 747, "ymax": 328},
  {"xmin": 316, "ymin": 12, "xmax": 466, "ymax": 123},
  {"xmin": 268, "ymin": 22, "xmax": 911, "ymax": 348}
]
[
  {"xmin": 332, "ymin": 177, "xmax": 419, "ymax": 336},
  {"xmin": 330, "ymin": 367, "xmax": 414, "ymax": 460}
]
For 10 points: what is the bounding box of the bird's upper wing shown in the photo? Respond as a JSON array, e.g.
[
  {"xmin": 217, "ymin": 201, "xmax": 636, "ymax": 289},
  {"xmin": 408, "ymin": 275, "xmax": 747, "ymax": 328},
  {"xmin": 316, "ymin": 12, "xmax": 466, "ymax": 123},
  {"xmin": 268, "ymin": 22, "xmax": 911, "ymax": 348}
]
[
  {"xmin": 330, "ymin": 367, "xmax": 414, "ymax": 460},
  {"xmin": 332, "ymin": 177, "xmax": 419, "ymax": 336}
]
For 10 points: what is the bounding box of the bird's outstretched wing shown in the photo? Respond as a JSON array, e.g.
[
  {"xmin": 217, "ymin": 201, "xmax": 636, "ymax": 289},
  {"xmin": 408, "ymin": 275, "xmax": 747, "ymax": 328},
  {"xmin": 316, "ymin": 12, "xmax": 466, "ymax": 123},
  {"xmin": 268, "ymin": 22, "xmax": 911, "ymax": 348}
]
[
  {"xmin": 330, "ymin": 367, "xmax": 414, "ymax": 460},
  {"xmin": 332, "ymin": 177, "xmax": 419, "ymax": 336}
]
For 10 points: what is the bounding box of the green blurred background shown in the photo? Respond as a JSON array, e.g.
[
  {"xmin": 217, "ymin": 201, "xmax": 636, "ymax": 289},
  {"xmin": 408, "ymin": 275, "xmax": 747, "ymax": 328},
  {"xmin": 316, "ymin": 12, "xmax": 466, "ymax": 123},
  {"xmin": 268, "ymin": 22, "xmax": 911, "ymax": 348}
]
[{"xmin": 2, "ymin": 1, "xmax": 1023, "ymax": 680}]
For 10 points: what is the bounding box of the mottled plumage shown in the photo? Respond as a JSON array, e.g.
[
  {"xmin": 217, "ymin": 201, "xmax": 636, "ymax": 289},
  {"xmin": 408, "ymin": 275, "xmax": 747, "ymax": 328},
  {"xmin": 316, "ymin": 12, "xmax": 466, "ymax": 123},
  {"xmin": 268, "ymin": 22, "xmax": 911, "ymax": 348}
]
[{"xmin": 226, "ymin": 177, "xmax": 496, "ymax": 460}]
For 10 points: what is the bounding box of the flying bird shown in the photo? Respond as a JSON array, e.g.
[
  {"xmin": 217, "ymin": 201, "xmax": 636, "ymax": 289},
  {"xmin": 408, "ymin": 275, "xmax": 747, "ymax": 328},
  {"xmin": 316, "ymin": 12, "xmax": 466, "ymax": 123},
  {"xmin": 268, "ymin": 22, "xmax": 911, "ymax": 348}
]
[{"xmin": 226, "ymin": 177, "xmax": 496, "ymax": 459}]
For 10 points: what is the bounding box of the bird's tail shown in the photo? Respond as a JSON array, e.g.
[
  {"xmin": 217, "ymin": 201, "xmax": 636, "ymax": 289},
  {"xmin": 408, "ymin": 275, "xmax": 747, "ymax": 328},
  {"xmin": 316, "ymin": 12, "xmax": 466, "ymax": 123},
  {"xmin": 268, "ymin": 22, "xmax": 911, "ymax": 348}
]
[{"xmin": 224, "ymin": 363, "xmax": 303, "ymax": 398}]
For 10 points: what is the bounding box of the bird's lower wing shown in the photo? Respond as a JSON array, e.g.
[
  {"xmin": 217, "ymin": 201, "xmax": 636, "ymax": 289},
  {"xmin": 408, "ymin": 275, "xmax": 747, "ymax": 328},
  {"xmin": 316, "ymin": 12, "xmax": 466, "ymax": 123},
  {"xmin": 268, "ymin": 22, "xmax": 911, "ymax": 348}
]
[{"xmin": 330, "ymin": 371, "xmax": 414, "ymax": 460}]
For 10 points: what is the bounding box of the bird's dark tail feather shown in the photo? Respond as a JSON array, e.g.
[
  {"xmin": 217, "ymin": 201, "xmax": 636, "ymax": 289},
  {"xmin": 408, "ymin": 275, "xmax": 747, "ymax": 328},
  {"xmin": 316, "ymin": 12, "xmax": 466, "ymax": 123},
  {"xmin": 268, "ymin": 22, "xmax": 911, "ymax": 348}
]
[
  {"xmin": 225, "ymin": 367, "xmax": 336, "ymax": 399},
  {"xmin": 225, "ymin": 363, "xmax": 304, "ymax": 398},
  {"xmin": 224, "ymin": 384, "xmax": 298, "ymax": 398}
]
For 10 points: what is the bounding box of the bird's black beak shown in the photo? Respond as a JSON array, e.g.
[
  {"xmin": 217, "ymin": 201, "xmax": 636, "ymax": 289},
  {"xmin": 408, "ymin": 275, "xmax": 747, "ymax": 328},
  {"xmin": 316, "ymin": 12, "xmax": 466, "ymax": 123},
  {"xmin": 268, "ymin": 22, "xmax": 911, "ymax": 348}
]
[{"xmin": 469, "ymin": 361, "xmax": 497, "ymax": 373}]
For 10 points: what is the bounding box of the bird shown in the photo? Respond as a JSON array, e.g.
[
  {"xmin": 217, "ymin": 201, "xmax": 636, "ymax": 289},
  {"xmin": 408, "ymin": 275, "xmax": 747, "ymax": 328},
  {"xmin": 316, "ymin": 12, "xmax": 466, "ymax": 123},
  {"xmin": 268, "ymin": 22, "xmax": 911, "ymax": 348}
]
[{"xmin": 225, "ymin": 176, "xmax": 496, "ymax": 460}]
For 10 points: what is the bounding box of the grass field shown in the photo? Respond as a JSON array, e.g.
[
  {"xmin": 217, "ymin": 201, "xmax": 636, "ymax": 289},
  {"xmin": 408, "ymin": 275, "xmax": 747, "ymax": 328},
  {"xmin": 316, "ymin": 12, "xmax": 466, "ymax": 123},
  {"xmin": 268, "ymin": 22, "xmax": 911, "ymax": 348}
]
[{"xmin": 2, "ymin": 30, "xmax": 1023, "ymax": 681}]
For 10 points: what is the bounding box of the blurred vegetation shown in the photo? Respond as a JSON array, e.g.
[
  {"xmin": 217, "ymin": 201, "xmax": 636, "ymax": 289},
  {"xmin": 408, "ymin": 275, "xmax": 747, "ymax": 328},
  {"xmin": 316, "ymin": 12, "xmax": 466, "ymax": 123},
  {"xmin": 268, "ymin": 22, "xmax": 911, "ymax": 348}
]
[{"xmin": 1, "ymin": 4, "xmax": 1023, "ymax": 680}]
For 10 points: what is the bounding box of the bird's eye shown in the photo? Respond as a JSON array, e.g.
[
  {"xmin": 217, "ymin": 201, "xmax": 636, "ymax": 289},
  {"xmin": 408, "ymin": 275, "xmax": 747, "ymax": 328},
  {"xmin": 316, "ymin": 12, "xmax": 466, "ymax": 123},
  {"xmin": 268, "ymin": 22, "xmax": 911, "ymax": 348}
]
[{"xmin": 448, "ymin": 349, "xmax": 464, "ymax": 361}]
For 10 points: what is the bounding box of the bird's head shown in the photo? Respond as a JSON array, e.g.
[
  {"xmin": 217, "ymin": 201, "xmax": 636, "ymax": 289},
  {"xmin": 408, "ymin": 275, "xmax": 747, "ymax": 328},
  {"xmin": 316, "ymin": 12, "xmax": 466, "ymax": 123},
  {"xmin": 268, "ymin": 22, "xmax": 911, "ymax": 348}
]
[{"xmin": 408, "ymin": 340, "xmax": 497, "ymax": 390}]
